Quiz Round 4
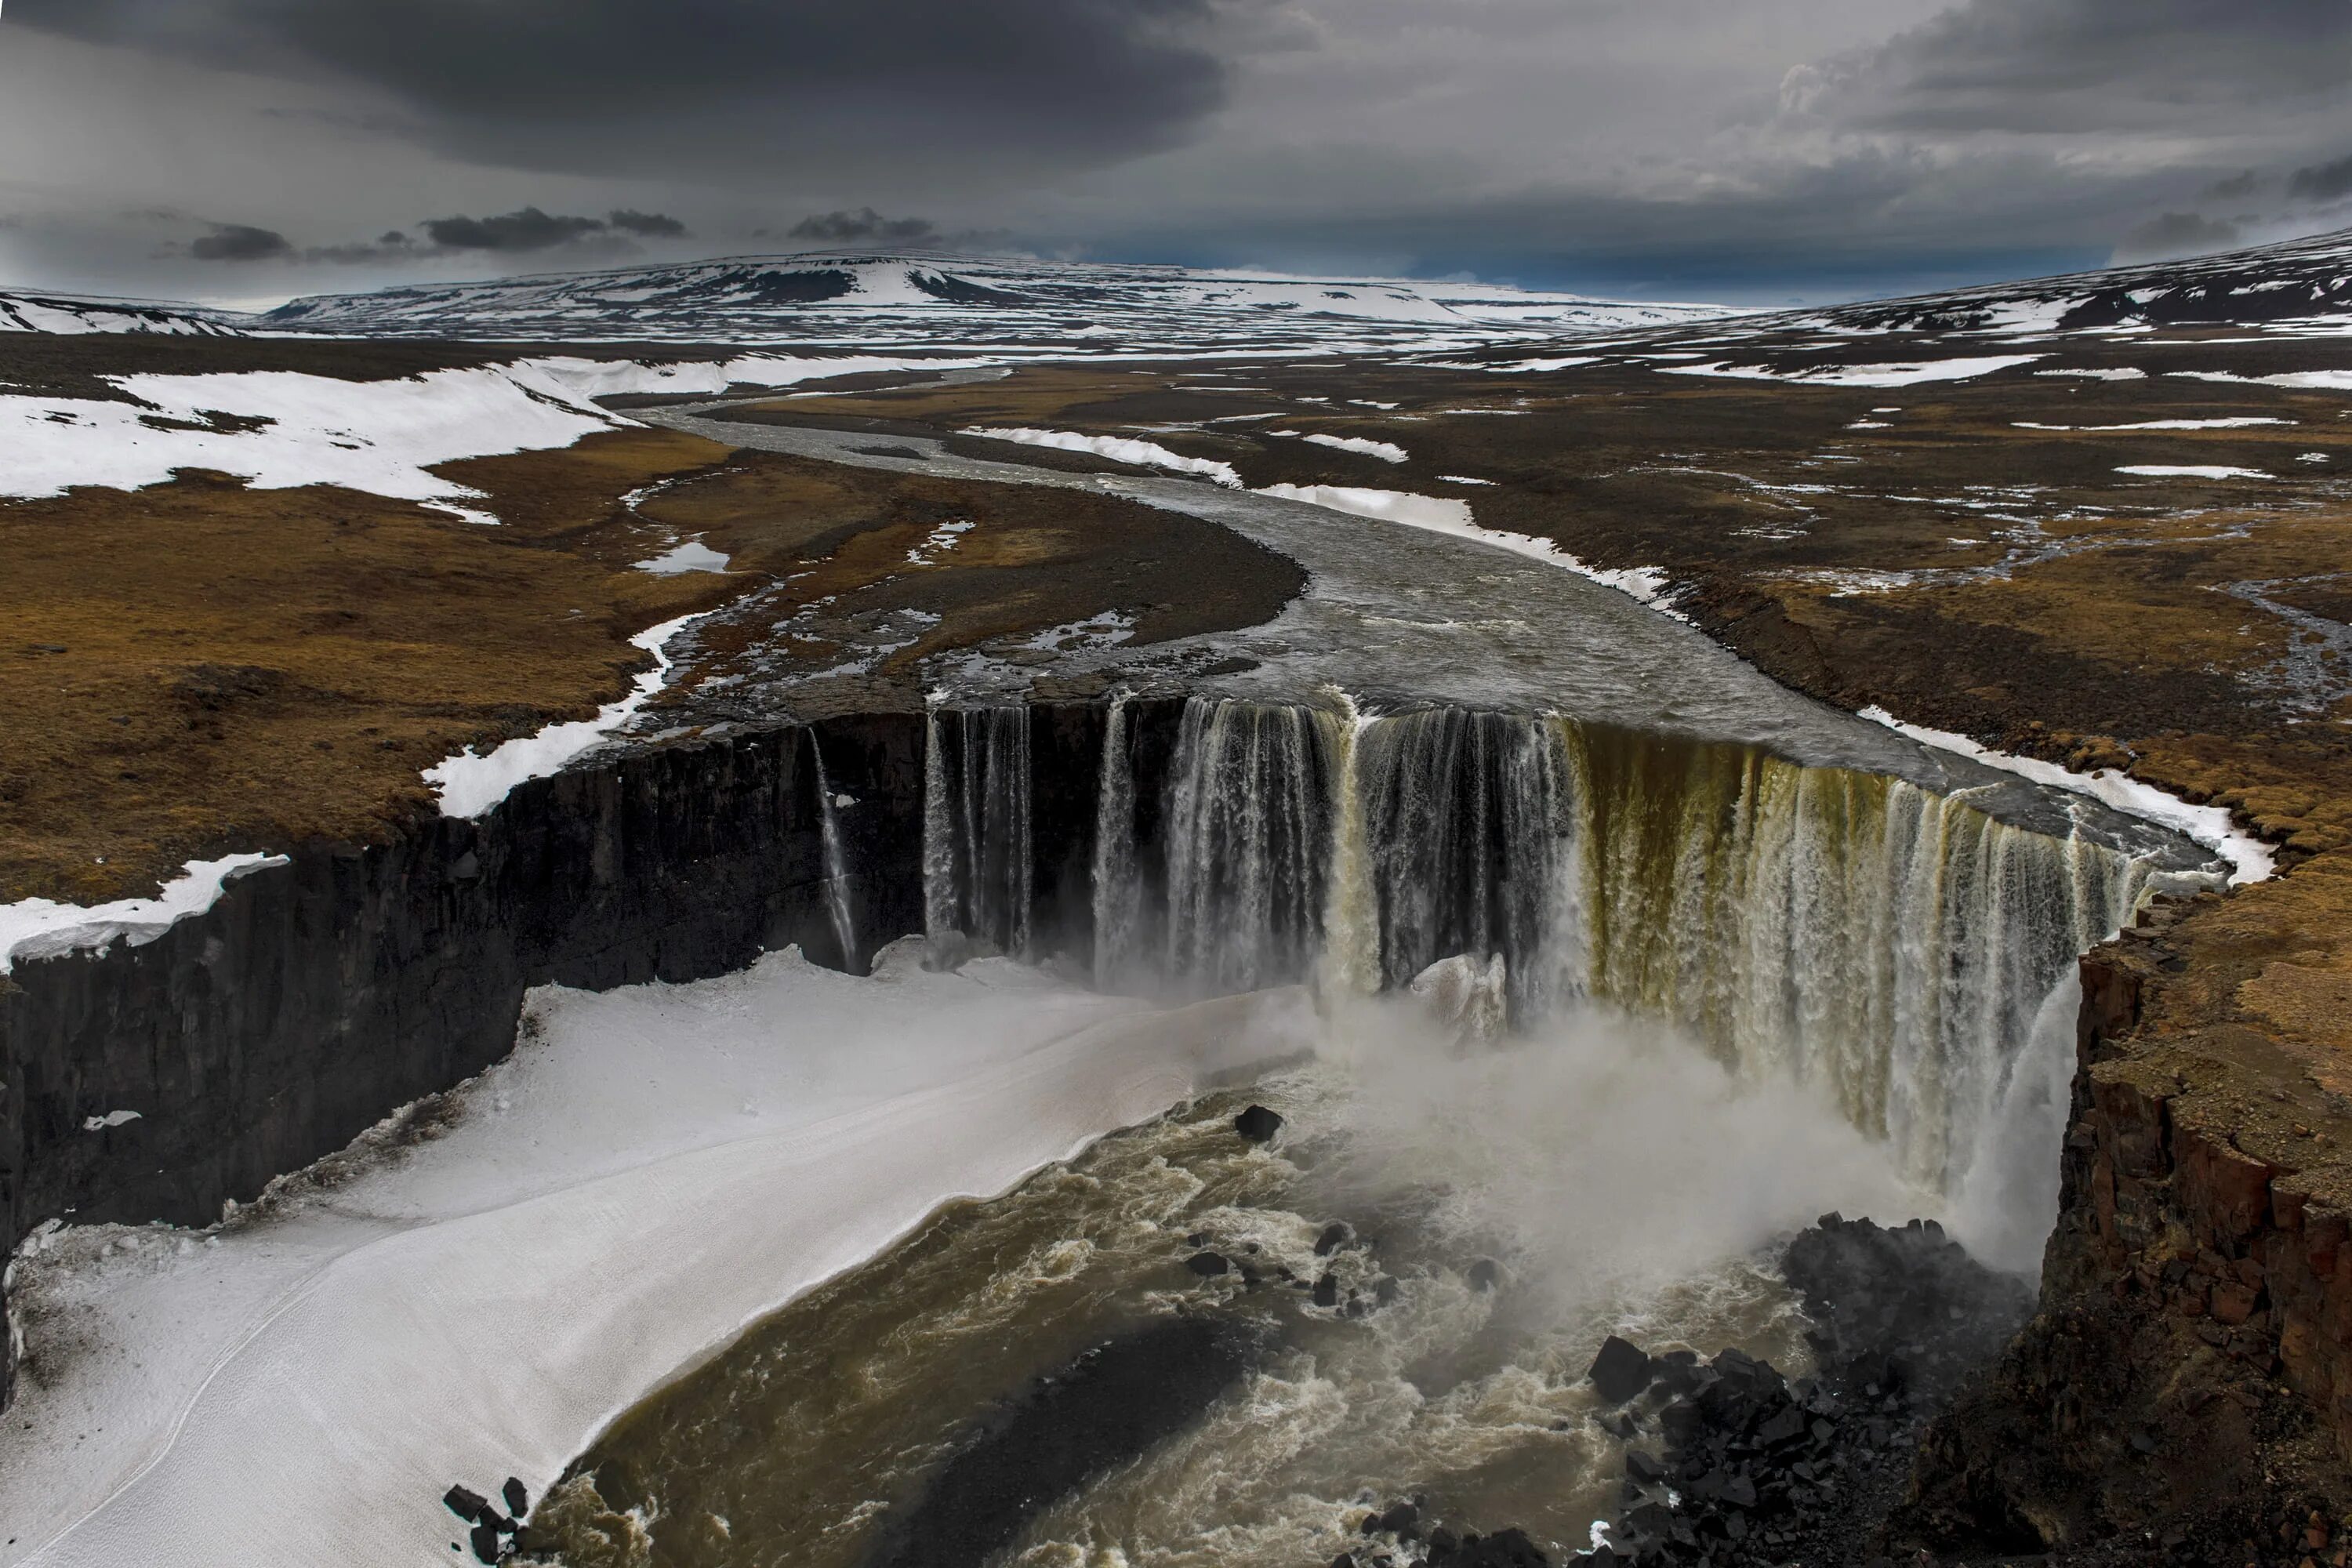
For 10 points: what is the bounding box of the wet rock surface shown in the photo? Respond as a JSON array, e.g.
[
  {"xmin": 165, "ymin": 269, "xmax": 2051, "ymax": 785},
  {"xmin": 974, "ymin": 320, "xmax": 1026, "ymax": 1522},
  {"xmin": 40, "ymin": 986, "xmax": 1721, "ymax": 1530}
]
[
  {"xmin": 861, "ymin": 1315, "xmax": 1258, "ymax": 1568},
  {"xmin": 1565, "ymin": 1216, "xmax": 2034, "ymax": 1567}
]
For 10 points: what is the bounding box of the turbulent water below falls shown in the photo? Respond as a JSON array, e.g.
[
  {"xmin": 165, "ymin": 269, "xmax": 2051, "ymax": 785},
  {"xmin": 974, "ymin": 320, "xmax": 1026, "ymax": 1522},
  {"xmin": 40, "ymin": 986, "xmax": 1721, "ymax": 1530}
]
[
  {"xmin": 528, "ymin": 693, "xmax": 2216, "ymax": 1568},
  {"xmin": 532, "ymin": 996, "xmax": 1934, "ymax": 1568}
]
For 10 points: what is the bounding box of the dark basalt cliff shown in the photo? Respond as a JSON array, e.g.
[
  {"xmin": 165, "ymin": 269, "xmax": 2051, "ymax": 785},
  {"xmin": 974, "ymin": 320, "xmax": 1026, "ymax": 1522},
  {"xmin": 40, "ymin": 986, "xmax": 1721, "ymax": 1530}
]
[
  {"xmin": 1903, "ymin": 889, "xmax": 2352, "ymax": 1564},
  {"xmin": 0, "ymin": 715, "xmax": 935, "ymax": 1410}
]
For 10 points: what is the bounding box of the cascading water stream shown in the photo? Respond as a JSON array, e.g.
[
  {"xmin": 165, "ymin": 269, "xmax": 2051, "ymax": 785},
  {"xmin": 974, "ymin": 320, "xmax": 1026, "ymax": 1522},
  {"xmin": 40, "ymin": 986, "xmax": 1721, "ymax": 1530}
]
[
  {"xmin": 808, "ymin": 733, "xmax": 862, "ymax": 973},
  {"xmin": 1091, "ymin": 691, "xmax": 1145, "ymax": 991},
  {"xmin": 923, "ymin": 704, "xmax": 1034, "ymax": 960}
]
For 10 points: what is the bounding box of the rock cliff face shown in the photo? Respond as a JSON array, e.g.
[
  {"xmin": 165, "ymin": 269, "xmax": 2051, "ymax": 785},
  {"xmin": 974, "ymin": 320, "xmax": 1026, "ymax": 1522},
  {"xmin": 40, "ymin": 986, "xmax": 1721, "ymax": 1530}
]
[
  {"xmin": 0, "ymin": 715, "xmax": 933, "ymax": 1410},
  {"xmin": 1905, "ymin": 873, "xmax": 2352, "ymax": 1560}
]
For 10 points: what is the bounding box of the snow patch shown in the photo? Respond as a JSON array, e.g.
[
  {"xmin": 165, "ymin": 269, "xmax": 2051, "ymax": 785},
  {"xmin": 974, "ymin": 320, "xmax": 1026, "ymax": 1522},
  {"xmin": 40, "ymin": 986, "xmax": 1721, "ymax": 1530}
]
[
  {"xmin": 631, "ymin": 540, "xmax": 730, "ymax": 575},
  {"xmin": 2016, "ymin": 417, "xmax": 2291, "ymax": 431},
  {"xmin": 1490, "ymin": 355, "xmax": 1600, "ymax": 373},
  {"xmin": 2114, "ymin": 464, "xmax": 2272, "ymax": 480},
  {"xmin": 82, "ymin": 1111, "xmax": 143, "ymax": 1132},
  {"xmin": 1860, "ymin": 708, "xmax": 2272, "ymax": 885},
  {"xmin": 423, "ymin": 612, "xmax": 707, "ymax": 818},
  {"xmin": 1271, "ymin": 430, "xmax": 1410, "ymax": 463},
  {"xmin": 2171, "ymin": 369, "xmax": 2352, "ymax": 392},
  {"xmin": 1664, "ymin": 355, "xmax": 2043, "ymax": 388},
  {"xmin": 0, "ymin": 364, "xmax": 628, "ymax": 520},
  {"xmin": 2, "ymin": 853, "xmax": 290, "ymax": 975},
  {"xmin": 905, "ymin": 519, "xmax": 975, "ymax": 565},
  {"xmin": 959, "ymin": 426, "xmax": 1243, "ymax": 487}
]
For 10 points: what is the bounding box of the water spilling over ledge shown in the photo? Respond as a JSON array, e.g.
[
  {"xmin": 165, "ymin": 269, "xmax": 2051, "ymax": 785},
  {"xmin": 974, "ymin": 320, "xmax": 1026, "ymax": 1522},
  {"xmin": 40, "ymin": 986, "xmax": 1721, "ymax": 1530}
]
[{"xmin": 927, "ymin": 694, "xmax": 2216, "ymax": 1198}]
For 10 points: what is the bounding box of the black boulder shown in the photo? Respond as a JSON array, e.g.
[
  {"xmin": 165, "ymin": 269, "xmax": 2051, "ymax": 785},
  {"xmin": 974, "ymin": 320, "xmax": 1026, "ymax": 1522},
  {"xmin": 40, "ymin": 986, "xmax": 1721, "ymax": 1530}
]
[{"xmin": 1588, "ymin": 1335, "xmax": 1655, "ymax": 1405}]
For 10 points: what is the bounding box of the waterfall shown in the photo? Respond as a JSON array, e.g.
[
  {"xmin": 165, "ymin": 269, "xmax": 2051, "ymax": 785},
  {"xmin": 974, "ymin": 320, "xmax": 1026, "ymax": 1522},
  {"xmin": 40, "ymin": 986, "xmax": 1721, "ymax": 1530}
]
[
  {"xmin": 915, "ymin": 694, "xmax": 2187, "ymax": 1198},
  {"xmin": 1568, "ymin": 735, "xmax": 2154, "ymax": 1189},
  {"xmin": 1161, "ymin": 699, "xmax": 1337, "ymax": 993},
  {"xmin": 921, "ymin": 704, "xmax": 1033, "ymax": 960},
  {"xmin": 1318, "ymin": 691, "xmax": 1381, "ymax": 1001},
  {"xmin": 1091, "ymin": 691, "xmax": 1145, "ymax": 990},
  {"xmin": 808, "ymin": 734, "xmax": 861, "ymax": 973},
  {"xmin": 1355, "ymin": 707, "xmax": 1588, "ymax": 1017}
]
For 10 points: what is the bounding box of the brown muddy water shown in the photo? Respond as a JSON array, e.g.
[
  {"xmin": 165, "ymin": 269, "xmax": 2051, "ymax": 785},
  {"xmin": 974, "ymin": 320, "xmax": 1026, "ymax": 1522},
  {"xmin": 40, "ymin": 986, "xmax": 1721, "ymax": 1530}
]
[{"xmin": 524, "ymin": 1001, "xmax": 1934, "ymax": 1568}]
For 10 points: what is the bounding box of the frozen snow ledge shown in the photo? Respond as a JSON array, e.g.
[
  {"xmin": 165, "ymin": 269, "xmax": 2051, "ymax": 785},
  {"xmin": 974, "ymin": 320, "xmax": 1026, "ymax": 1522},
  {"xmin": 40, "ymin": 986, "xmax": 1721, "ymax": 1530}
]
[
  {"xmin": 423, "ymin": 612, "xmax": 706, "ymax": 819},
  {"xmin": 0, "ymin": 853, "xmax": 289, "ymax": 975},
  {"xmin": 0, "ymin": 947, "xmax": 1310, "ymax": 1568},
  {"xmin": 1860, "ymin": 707, "xmax": 2274, "ymax": 886},
  {"xmin": 1255, "ymin": 483, "xmax": 1686, "ymax": 620}
]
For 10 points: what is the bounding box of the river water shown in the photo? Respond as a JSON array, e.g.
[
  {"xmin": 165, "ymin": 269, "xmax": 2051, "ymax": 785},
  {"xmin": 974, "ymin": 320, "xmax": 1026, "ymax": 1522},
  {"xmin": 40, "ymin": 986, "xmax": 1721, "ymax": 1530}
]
[{"xmin": 517, "ymin": 414, "xmax": 2226, "ymax": 1568}]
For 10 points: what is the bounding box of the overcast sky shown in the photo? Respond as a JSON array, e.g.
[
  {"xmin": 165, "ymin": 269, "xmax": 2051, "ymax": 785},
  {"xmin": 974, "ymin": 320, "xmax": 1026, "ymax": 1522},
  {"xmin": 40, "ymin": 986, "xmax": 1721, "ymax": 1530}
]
[{"xmin": 1, "ymin": 0, "xmax": 2345, "ymax": 307}]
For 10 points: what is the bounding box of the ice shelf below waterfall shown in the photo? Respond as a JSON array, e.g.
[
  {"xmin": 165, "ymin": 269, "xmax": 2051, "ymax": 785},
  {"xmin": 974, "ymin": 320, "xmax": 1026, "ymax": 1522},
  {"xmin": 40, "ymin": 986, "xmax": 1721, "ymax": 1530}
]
[{"xmin": 0, "ymin": 942, "xmax": 1313, "ymax": 1568}]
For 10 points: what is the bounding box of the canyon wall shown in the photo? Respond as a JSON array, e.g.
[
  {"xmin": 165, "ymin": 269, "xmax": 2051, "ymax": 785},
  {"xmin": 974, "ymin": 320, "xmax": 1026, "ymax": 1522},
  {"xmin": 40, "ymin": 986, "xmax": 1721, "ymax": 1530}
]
[
  {"xmin": 0, "ymin": 714, "xmax": 932, "ymax": 1410},
  {"xmin": 1907, "ymin": 867, "xmax": 2352, "ymax": 1551}
]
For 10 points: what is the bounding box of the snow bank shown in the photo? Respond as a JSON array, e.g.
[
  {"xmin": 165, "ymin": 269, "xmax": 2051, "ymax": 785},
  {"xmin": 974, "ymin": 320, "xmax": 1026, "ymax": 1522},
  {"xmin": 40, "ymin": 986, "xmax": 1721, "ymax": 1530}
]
[
  {"xmin": 1664, "ymin": 355, "xmax": 2042, "ymax": 388},
  {"xmin": 423, "ymin": 612, "xmax": 705, "ymax": 818},
  {"xmin": 958, "ymin": 426, "xmax": 1243, "ymax": 486},
  {"xmin": 0, "ymin": 365, "xmax": 627, "ymax": 521},
  {"xmin": 0, "ymin": 854, "xmax": 289, "ymax": 975},
  {"xmin": 2114, "ymin": 464, "xmax": 2271, "ymax": 480},
  {"xmin": 1255, "ymin": 483, "xmax": 1684, "ymax": 616},
  {"xmin": 1860, "ymin": 707, "xmax": 2273, "ymax": 885},
  {"xmin": 1488, "ymin": 355, "xmax": 1600, "ymax": 373},
  {"xmin": 2172, "ymin": 369, "xmax": 2352, "ymax": 392},
  {"xmin": 2014, "ymin": 417, "xmax": 2290, "ymax": 431},
  {"xmin": 0, "ymin": 944, "xmax": 1312, "ymax": 1567},
  {"xmin": 1273, "ymin": 430, "xmax": 1409, "ymax": 463}
]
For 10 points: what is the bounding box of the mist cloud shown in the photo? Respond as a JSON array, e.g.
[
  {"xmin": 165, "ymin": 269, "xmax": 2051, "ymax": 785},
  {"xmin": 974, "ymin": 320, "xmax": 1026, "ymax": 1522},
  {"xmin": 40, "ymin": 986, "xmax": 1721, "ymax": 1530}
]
[{"xmin": 2114, "ymin": 211, "xmax": 2243, "ymax": 263}]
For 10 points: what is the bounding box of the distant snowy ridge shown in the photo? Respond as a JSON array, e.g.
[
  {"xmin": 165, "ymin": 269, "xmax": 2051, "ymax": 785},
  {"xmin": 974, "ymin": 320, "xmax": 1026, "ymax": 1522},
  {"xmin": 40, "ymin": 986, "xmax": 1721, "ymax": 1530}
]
[
  {"xmin": 1797, "ymin": 225, "xmax": 2352, "ymax": 339},
  {"xmin": 258, "ymin": 250, "xmax": 1734, "ymax": 351},
  {"xmin": 0, "ymin": 288, "xmax": 242, "ymax": 336}
]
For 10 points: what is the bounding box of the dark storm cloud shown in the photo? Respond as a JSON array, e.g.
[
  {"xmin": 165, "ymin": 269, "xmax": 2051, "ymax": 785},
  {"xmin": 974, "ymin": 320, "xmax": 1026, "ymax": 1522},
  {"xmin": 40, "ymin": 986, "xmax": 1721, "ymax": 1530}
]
[
  {"xmin": 2288, "ymin": 154, "xmax": 2352, "ymax": 205},
  {"xmin": 789, "ymin": 209, "xmax": 941, "ymax": 246},
  {"xmin": 9, "ymin": 0, "xmax": 1243, "ymax": 177},
  {"xmin": 419, "ymin": 206, "xmax": 607, "ymax": 252},
  {"xmin": 187, "ymin": 223, "xmax": 295, "ymax": 261},
  {"xmin": 1788, "ymin": 0, "xmax": 2348, "ymax": 133},
  {"xmin": 608, "ymin": 209, "xmax": 688, "ymax": 238},
  {"xmin": 294, "ymin": 209, "xmax": 690, "ymax": 263}
]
